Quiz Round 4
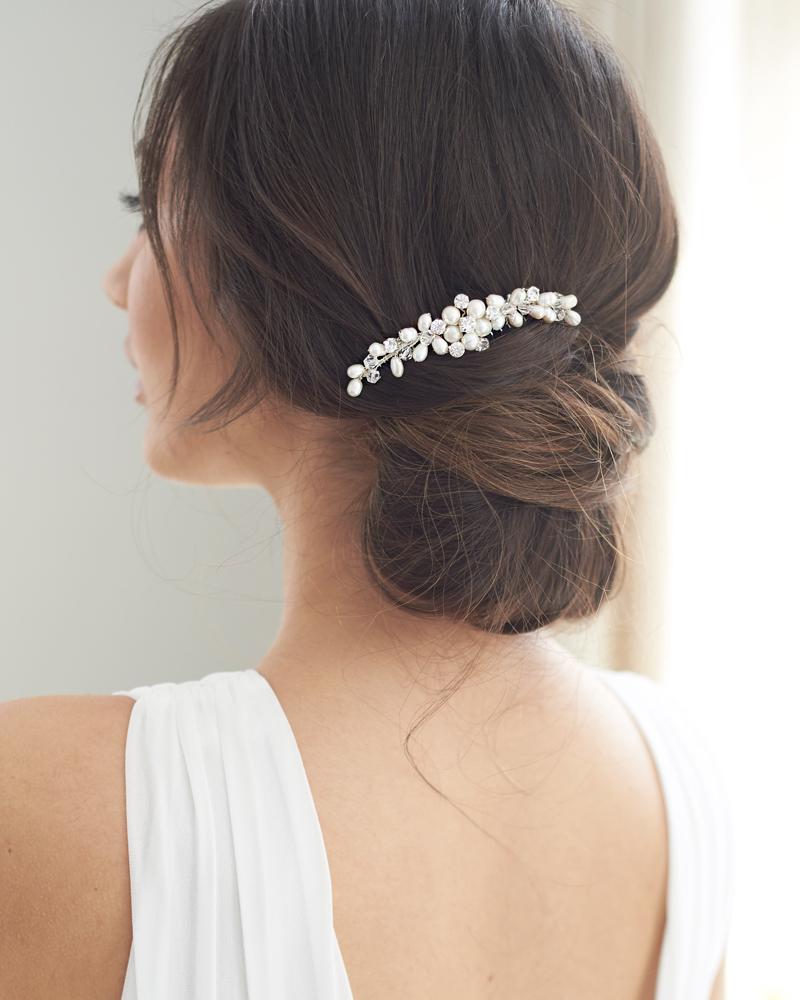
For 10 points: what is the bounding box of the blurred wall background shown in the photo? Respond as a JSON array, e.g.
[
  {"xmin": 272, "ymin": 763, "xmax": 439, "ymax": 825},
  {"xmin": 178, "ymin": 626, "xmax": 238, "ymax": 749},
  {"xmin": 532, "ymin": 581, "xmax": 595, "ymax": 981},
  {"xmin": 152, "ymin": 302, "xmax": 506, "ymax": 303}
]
[{"xmin": 1, "ymin": 1, "xmax": 798, "ymax": 997}]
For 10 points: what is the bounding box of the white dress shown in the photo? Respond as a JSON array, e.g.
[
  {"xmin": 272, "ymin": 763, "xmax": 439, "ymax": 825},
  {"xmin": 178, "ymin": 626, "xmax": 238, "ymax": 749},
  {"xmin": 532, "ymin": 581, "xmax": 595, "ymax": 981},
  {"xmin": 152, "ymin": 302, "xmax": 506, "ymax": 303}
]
[{"xmin": 112, "ymin": 665, "xmax": 736, "ymax": 999}]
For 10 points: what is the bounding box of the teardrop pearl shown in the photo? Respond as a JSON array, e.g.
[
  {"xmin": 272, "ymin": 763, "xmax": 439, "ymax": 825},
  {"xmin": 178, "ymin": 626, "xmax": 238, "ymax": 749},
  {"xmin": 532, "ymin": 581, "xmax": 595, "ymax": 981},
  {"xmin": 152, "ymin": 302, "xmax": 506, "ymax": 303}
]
[
  {"xmin": 368, "ymin": 342, "xmax": 386, "ymax": 356},
  {"xmin": 510, "ymin": 288, "xmax": 527, "ymax": 306},
  {"xmin": 417, "ymin": 313, "xmax": 432, "ymax": 332},
  {"xmin": 390, "ymin": 356, "xmax": 404, "ymax": 377},
  {"xmin": 507, "ymin": 310, "xmax": 524, "ymax": 327},
  {"xmin": 565, "ymin": 309, "xmax": 581, "ymax": 326},
  {"xmin": 432, "ymin": 336, "xmax": 449, "ymax": 355},
  {"xmin": 399, "ymin": 327, "xmax": 419, "ymax": 343},
  {"xmin": 562, "ymin": 294, "xmax": 578, "ymax": 309},
  {"xmin": 462, "ymin": 332, "xmax": 479, "ymax": 350},
  {"xmin": 538, "ymin": 292, "xmax": 558, "ymax": 307},
  {"xmin": 444, "ymin": 325, "xmax": 461, "ymax": 343},
  {"xmin": 466, "ymin": 299, "xmax": 486, "ymax": 318},
  {"xmin": 346, "ymin": 378, "xmax": 363, "ymax": 397},
  {"xmin": 347, "ymin": 363, "xmax": 365, "ymax": 378},
  {"xmin": 412, "ymin": 343, "xmax": 428, "ymax": 362},
  {"xmin": 476, "ymin": 317, "xmax": 492, "ymax": 336},
  {"xmin": 486, "ymin": 294, "xmax": 505, "ymax": 307},
  {"xmin": 529, "ymin": 304, "xmax": 546, "ymax": 319}
]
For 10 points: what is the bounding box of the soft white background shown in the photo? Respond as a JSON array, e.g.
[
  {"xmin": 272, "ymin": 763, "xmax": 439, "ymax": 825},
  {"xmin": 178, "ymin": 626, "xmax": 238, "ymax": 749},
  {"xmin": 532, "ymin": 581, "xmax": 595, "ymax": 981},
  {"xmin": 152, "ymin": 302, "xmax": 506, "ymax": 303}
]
[{"xmin": 1, "ymin": 2, "xmax": 798, "ymax": 997}]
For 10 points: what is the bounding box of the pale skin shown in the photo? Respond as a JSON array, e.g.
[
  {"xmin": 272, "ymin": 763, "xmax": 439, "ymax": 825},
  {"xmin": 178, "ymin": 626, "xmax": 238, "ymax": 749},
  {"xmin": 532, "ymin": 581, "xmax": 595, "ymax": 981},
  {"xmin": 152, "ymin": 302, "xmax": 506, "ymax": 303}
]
[{"xmin": 0, "ymin": 220, "xmax": 726, "ymax": 998}]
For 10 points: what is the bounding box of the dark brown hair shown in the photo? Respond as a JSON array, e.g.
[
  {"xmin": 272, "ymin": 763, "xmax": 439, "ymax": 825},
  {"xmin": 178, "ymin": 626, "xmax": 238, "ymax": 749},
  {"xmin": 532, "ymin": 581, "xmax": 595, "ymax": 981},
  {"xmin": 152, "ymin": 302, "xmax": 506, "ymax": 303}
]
[{"xmin": 130, "ymin": 0, "xmax": 678, "ymax": 637}]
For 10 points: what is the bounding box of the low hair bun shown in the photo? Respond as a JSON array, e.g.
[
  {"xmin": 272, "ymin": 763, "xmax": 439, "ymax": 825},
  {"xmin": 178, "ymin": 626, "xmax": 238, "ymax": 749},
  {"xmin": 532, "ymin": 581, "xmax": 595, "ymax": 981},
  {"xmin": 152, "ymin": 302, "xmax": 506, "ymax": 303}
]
[{"xmin": 360, "ymin": 353, "xmax": 654, "ymax": 634}]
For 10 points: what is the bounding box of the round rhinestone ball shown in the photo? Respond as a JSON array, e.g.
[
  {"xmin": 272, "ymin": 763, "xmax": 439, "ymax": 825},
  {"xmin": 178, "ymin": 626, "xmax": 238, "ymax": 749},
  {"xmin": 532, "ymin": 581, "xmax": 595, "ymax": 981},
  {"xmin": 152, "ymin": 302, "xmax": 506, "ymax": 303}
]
[{"xmin": 459, "ymin": 315, "xmax": 477, "ymax": 334}]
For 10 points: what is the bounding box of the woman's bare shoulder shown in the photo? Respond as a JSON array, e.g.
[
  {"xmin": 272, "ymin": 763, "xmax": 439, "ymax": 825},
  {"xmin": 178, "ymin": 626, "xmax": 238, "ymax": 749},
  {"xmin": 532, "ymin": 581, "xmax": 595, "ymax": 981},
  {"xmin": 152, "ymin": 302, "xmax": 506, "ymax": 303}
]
[{"xmin": 0, "ymin": 692, "xmax": 135, "ymax": 999}]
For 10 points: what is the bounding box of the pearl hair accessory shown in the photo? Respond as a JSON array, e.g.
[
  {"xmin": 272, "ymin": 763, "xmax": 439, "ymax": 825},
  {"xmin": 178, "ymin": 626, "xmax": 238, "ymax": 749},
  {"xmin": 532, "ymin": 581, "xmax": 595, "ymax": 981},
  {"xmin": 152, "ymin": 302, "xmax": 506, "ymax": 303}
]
[{"xmin": 345, "ymin": 285, "xmax": 581, "ymax": 398}]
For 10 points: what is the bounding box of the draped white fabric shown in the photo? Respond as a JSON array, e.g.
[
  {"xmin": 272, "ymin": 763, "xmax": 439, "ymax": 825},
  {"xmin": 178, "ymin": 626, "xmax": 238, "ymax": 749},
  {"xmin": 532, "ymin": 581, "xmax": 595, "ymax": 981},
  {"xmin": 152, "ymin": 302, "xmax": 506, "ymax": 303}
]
[{"xmin": 114, "ymin": 669, "xmax": 353, "ymax": 1000}]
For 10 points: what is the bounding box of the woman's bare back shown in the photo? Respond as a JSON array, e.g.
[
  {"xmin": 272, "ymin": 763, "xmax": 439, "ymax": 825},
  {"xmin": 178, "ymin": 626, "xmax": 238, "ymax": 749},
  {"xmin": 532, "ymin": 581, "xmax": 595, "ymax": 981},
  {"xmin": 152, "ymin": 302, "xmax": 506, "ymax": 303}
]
[{"xmin": 262, "ymin": 652, "xmax": 669, "ymax": 999}]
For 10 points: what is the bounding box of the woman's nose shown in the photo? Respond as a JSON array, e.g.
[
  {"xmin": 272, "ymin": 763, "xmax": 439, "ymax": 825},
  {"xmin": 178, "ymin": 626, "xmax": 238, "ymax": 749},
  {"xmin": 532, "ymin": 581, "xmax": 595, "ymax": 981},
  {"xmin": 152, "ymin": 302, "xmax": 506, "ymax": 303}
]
[
  {"xmin": 103, "ymin": 256, "xmax": 129, "ymax": 310},
  {"xmin": 103, "ymin": 229, "xmax": 143, "ymax": 310}
]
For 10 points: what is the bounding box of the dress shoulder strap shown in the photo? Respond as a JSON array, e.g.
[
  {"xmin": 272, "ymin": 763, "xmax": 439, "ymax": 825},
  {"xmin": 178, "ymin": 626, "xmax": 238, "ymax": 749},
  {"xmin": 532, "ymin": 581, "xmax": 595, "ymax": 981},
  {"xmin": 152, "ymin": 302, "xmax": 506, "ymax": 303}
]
[
  {"xmin": 113, "ymin": 669, "xmax": 353, "ymax": 1000},
  {"xmin": 588, "ymin": 666, "xmax": 736, "ymax": 1000}
]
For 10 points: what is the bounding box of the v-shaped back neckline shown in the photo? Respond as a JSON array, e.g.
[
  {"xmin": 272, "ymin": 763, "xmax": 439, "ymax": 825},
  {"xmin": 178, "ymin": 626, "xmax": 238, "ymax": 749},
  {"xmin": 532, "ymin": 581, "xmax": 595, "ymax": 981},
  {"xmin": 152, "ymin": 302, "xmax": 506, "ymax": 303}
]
[
  {"xmin": 241, "ymin": 664, "xmax": 675, "ymax": 1000},
  {"xmin": 243, "ymin": 668, "xmax": 356, "ymax": 999}
]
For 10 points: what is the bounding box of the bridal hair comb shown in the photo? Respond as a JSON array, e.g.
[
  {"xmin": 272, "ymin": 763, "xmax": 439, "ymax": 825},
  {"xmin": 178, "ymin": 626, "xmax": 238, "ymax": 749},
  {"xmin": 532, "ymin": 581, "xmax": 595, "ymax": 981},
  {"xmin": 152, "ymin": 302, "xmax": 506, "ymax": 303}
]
[{"xmin": 345, "ymin": 285, "xmax": 581, "ymax": 397}]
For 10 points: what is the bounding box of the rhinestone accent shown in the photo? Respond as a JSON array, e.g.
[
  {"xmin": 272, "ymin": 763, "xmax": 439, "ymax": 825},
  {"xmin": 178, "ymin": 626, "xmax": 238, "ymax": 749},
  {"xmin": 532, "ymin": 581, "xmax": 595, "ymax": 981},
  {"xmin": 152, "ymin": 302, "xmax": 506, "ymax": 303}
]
[
  {"xmin": 453, "ymin": 293, "xmax": 470, "ymax": 310},
  {"xmin": 430, "ymin": 318, "xmax": 446, "ymax": 336},
  {"xmin": 485, "ymin": 305, "xmax": 502, "ymax": 322},
  {"xmin": 475, "ymin": 337, "xmax": 490, "ymax": 351},
  {"xmin": 448, "ymin": 341, "xmax": 465, "ymax": 357},
  {"xmin": 398, "ymin": 346, "xmax": 413, "ymax": 360},
  {"xmin": 364, "ymin": 356, "xmax": 379, "ymax": 369},
  {"xmin": 459, "ymin": 315, "xmax": 477, "ymax": 334},
  {"xmin": 382, "ymin": 337, "xmax": 399, "ymax": 353},
  {"xmin": 418, "ymin": 332, "xmax": 433, "ymax": 346},
  {"xmin": 365, "ymin": 368, "xmax": 381, "ymax": 383}
]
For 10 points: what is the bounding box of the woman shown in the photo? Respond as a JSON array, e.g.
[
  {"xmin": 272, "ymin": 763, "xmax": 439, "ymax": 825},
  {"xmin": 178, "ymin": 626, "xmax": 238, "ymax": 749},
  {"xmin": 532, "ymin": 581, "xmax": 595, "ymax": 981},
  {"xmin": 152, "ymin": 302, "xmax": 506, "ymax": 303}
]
[{"xmin": 0, "ymin": 0, "xmax": 734, "ymax": 997}]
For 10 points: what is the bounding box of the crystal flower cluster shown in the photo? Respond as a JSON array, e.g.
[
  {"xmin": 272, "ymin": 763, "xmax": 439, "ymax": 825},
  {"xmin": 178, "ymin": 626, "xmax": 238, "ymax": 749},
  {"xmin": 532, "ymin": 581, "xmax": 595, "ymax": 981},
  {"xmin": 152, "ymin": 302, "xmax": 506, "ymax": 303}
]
[{"xmin": 345, "ymin": 285, "xmax": 581, "ymax": 398}]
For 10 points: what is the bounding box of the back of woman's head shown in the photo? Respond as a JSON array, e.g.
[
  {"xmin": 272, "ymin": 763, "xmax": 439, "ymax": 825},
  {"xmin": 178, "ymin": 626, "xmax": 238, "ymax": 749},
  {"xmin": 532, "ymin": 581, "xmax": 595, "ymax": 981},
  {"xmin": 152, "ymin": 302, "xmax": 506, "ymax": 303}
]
[{"xmin": 134, "ymin": 0, "xmax": 679, "ymax": 635}]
